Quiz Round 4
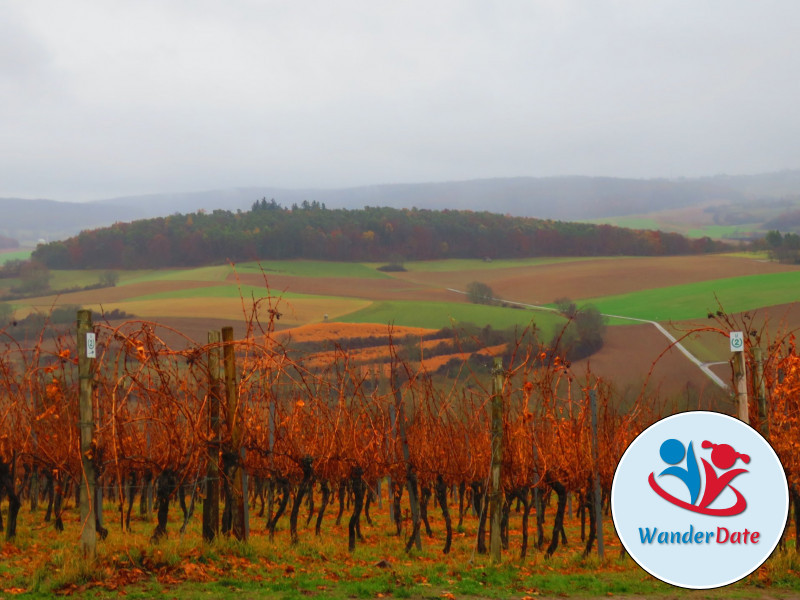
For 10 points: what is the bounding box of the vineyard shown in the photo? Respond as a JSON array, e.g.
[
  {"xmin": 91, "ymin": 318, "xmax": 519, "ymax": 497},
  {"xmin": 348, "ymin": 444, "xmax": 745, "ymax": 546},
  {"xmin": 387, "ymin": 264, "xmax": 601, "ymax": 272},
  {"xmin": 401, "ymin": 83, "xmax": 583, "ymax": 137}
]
[{"xmin": 1, "ymin": 297, "xmax": 800, "ymax": 596}]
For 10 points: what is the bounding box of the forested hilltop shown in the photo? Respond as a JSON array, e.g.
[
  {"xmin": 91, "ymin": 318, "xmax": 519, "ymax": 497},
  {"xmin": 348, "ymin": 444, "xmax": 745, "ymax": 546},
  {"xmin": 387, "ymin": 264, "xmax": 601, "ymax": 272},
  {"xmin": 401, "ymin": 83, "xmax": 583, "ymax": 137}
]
[{"xmin": 32, "ymin": 201, "xmax": 724, "ymax": 269}]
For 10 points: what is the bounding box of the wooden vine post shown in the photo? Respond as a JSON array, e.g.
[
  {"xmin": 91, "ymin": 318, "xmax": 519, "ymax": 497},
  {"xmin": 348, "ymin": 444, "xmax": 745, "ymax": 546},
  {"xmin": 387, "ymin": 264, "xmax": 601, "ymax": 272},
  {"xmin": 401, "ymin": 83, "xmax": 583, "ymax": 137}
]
[
  {"xmin": 590, "ymin": 389, "xmax": 604, "ymax": 559},
  {"xmin": 730, "ymin": 331, "xmax": 749, "ymax": 424},
  {"xmin": 222, "ymin": 326, "xmax": 248, "ymax": 541},
  {"xmin": 489, "ymin": 357, "xmax": 503, "ymax": 563},
  {"xmin": 203, "ymin": 330, "xmax": 221, "ymax": 542},
  {"xmin": 394, "ymin": 374, "xmax": 421, "ymax": 552},
  {"xmin": 77, "ymin": 309, "xmax": 97, "ymax": 559}
]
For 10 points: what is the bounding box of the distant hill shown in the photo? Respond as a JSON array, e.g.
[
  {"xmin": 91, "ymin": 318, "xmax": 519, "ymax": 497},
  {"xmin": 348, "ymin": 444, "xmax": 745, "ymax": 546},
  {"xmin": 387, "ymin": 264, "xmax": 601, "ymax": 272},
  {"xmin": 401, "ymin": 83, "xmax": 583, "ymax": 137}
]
[
  {"xmin": 32, "ymin": 203, "xmax": 725, "ymax": 270},
  {"xmin": 6, "ymin": 170, "xmax": 800, "ymax": 244},
  {"xmin": 0, "ymin": 198, "xmax": 143, "ymax": 245},
  {"xmin": 0, "ymin": 234, "xmax": 19, "ymax": 250},
  {"xmin": 94, "ymin": 176, "xmax": 746, "ymax": 220}
]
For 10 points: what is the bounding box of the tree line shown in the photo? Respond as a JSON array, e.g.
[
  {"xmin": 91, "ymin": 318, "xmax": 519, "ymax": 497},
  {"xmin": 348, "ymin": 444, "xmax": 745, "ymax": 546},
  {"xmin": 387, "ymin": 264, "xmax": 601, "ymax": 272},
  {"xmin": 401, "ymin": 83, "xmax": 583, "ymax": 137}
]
[
  {"xmin": 762, "ymin": 230, "xmax": 800, "ymax": 263},
  {"xmin": 31, "ymin": 201, "xmax": 725, "ymax": 269}
]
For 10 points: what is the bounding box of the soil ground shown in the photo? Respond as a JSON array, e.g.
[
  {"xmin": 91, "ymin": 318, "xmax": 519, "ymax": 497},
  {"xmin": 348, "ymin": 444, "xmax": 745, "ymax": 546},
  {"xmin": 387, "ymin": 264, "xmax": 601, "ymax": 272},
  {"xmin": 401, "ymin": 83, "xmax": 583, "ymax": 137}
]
[
  {"xmin": 568, "ymin": 322, "xmax": 729, "ymax": 405},
  {"xmin": 391, "ymin": 255, "xmax": 796, "ymax": 305}
]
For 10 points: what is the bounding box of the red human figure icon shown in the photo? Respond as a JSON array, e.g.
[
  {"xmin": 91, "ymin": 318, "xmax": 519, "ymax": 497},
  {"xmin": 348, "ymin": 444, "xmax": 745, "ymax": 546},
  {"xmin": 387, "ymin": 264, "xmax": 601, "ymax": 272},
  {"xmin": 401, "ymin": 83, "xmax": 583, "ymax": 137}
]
[{"xmin": 698, "ymin": 441, "xmax": 750, "ymax": 510}]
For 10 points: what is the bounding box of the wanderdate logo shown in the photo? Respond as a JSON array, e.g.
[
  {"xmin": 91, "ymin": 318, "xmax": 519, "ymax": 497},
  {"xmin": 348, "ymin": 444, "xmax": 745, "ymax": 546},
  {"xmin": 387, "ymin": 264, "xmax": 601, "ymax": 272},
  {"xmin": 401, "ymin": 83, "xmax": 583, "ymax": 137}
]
[
  {"xmin": 648, "ymin": 438, "xmax": 750, "ymax": 516},
  {"xmin": 612, "ymin": 412, "xmax": 788, "ymax": 589}
]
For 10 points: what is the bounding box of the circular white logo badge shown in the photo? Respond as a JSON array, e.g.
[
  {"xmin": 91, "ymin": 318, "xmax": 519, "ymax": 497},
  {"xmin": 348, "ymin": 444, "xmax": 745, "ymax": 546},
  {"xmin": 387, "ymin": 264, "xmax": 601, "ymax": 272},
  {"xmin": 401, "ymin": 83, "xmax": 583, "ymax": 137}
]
[{"xmin": 611, "ymin": 411, "xmax": 788, "ymax": 589}]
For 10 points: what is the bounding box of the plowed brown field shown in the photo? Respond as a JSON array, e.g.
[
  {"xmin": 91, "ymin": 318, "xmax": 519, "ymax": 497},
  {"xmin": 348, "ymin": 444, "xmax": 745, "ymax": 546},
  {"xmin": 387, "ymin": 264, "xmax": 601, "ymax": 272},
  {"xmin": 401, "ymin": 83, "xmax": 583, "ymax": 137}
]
[
  {"xmin": 391, "ymin": 255, "xmax": 795, "ymax": 304},
  {"xmin": 230, "ymin": 273, "xmax": 453, "ymax": 302},
  {"xmin": 22, "ymin": 279, "xmax": 218, "ymax": 313},
  {"xmin": 273, "ymin": 322, "xmax": 435, "ymax": 342},
  {"xmin": 569, "ymin": 322, "xmax": 730, "ymax": 403}
]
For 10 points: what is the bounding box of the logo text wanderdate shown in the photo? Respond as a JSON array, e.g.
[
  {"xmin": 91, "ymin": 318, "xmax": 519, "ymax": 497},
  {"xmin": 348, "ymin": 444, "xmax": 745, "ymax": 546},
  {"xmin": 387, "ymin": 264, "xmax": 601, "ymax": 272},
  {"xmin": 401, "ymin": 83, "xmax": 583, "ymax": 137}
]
[{"xmin": 638, "ymin": 525, "xmax": 760, "ymax": 545}]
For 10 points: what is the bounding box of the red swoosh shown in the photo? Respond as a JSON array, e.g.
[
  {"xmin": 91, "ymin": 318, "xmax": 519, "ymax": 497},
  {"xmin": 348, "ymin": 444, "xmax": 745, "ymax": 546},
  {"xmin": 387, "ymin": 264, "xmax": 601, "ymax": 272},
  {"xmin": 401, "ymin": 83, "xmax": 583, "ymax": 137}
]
[{"xmin": 648, "ymin": 472, "xmax": 747, "ymax": 516}]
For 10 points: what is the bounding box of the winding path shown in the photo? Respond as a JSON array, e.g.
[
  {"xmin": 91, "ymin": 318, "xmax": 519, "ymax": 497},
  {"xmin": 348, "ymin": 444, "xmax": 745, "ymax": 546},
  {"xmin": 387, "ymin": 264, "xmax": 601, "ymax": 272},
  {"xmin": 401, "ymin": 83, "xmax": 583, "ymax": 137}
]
[{"xmin": 446, "ymin": 288, "xmax": 729, "ymax": 389}]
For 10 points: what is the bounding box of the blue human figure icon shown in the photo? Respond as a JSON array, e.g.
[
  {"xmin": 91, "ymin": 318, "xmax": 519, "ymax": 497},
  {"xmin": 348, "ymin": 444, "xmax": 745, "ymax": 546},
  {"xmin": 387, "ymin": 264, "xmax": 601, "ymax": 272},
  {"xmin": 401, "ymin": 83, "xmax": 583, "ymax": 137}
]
[{"xmin": 658, "ymin": 439, "xmax": 701, "ymax": 505}]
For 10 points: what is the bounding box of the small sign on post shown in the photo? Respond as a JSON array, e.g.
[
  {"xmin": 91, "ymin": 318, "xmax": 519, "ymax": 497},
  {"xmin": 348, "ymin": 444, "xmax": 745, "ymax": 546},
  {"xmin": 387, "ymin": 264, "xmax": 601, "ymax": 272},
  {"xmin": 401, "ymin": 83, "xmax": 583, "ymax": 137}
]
[
  {"xmin": 86, "ymin": 332, "xmax": 97, "ymax": 358},
  {"xmin": 730, "ymin": 331, "xmax": 749, "ymax": 423},
  {"xmin": 729, "ymin": 331, "xmax": 744, "ymax": 353}
]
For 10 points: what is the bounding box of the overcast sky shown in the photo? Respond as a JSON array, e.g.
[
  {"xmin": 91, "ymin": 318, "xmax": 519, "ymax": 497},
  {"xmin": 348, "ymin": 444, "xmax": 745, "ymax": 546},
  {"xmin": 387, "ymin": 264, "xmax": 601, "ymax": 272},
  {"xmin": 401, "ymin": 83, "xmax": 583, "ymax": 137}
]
[{"xmin": 3, "ymin": 1, "xmax": 800, "ymax": 202}]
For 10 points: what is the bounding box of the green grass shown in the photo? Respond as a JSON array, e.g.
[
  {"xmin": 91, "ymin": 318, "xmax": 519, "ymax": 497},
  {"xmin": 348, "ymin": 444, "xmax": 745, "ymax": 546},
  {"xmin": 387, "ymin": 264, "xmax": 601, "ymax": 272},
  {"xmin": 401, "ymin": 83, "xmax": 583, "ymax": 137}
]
[
  {"xmin": 582, "ymin": 217, "xmax": 767, "ymax": 240},
  {"xmin": 335, "ymin": 299, "xmax": 565, "ymax": 334},
  {"xmin": 0, "ymin": 249, "xmax": 32, "ymax": 264},
  {"xmin": 1, "ymin": 496, "xmax": 797, "ymax": 599},
  {"xmin": 583, "ymin": 270, "xmax": 800, "ymax": 322},
  {"xmin": 686, "ymin": 224, "xmax": 763, "ymax": 239},
  {"xmin": 583, "ymin": 216, "xmax": 665, "ymax": 230},
  {"xmin": 236, "ymin": 260, "xmax": 389, "ymax": 279}
]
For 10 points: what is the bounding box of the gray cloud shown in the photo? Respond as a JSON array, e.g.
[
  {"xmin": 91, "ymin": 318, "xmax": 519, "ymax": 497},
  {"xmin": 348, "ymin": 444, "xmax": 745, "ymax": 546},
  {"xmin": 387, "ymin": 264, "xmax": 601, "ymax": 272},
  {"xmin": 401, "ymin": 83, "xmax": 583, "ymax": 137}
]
[{"xmin": 3, "ymin": 0, "xmax": 800, "ymax": 201}]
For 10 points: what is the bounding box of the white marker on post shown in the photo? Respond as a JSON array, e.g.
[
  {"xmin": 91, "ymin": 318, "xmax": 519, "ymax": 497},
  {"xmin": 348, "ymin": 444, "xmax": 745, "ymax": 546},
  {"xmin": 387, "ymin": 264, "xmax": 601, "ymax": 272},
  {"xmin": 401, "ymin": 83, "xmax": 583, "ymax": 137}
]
[
  {"xmin": 86, "ymin": 332, "xmax": 96, "ymax": 358},
  {"xmin": 729, "ymin": 331, "xmax": 744, "ymax": 353}
]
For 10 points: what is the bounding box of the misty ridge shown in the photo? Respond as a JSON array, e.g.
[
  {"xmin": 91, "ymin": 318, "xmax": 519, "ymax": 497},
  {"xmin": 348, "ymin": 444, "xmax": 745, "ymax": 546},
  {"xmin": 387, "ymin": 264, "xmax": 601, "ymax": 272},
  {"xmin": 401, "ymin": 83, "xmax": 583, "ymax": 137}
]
[{"xmin": 4, "ymin": 170, "xmax": 800, "ymax": 246}]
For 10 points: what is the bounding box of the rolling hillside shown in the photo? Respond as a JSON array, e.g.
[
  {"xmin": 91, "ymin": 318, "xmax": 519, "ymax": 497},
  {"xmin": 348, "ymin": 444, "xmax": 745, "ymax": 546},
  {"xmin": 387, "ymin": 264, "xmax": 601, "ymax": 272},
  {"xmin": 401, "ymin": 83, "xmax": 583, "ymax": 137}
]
[
  {"xmin": 30, "ymin": 204, "xmax": 724, "ymax": 270},
  {"xmin": 6, "ymin": 169, "xmax": 800, "ymax": 244}
]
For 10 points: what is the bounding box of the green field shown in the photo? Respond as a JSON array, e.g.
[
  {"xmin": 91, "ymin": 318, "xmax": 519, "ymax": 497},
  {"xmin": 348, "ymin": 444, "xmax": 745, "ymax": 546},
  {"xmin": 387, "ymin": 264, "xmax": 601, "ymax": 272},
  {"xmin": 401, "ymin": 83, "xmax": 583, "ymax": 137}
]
[
  {"xmin": 583, "ymin": 217, "xmax": 765, "ymax": 240},
  {"xmin": 335, "ymin": 299, "xmax": 565, "ymax": 334},
  {"xmin": 583, "ymin": 216, "xmax": 664, "ymax": 231},
  {"xmin": 686, "ymin": 224, "xmax": 762, "ymax": 239},
  {"xmin": 0, "ymin": 249, "xmax": 32, "ymax": 264},
  {"xmin": 6, "ymin": 256, "xmax": 800, "ymax": 343},
  {"xmin": 583, "ymin": 270, "xmax": 800, "ymax": 322}
]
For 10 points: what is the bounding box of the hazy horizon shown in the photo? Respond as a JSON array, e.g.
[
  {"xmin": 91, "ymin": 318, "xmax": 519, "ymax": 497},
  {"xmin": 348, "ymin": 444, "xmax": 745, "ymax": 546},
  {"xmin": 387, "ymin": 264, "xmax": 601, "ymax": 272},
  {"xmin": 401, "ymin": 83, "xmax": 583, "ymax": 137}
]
[{"xmin": 3, "ymin": 1, "xmax": 800, "ymax": 203}]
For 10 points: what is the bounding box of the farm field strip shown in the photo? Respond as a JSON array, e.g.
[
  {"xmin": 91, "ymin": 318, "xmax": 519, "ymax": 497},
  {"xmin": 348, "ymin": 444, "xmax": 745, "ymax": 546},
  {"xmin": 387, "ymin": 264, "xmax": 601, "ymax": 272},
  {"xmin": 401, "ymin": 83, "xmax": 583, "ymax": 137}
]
[
  {"xmin": 394, "ymin": 256, "xmax": 601, "ymax": 272},
  {"xmin": 236, "ymin": 259, "xmax": 389, "ymax": 279},
  {"xmin": 333, "ymin": 299, "xmax": 564, "ymax": 332},
  {"xmin": 447, "ymin": 288, "xmax": 729, "ymax": 389},
  {"xmin": 273, "ymin": 322, "xmax": 435, "ymax": 342},
  {"xmin": 392, "ymin": 254, "xmax": 796, "ymax": 308},
  {"xmin": 120, "ymin": 265, "xmax": 233, "ymax": 285},
  {"xmin": 95, "ymin": 296, "xmax": 372, "ymax": 325},
  {"xmin": 582, "ymin": 270, "xmax": 800, "ymax": 322},
  {"xmin": 124, "ymin": 284, "xmax": 345, "ymax": 302},
  {"xmin": 596, "ymin": 311, "xmax": 728, "ymax": 388},
  {"xmin": 6, "ymin": 255, "xmax": 798, "ymax": 396},
  {"xmin": 0, "ymin": 248, "xmax": 32, "ymax": 264}
]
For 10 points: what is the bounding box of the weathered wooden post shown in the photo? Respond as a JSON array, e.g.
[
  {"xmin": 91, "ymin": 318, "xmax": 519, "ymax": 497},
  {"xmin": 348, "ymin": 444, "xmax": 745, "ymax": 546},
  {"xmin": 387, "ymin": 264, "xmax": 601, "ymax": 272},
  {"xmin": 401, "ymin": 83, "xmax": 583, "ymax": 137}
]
[
  {"xmin": 590, "ymin": 389, "xmax": 604, "ymax": 559},
  {"xmin": 730, "ymin": 331, "xmax": 749, "ymax": 423},
  {"xmin": 77, "ymin": 309, "xmax": 97, "ymax": 559},
  {"xmin": 203, "ymin": 330, "xmax": 221, "ymax": 542},
  {"xmin": 222, "ymin": 326, "xmax": 248, "ymax": 541},
  {"xmin": 489, "ymin": 357, "xmax": 503, "ymax": 563},
  {"xmin": 394, "ymin": 375, "xmax": 421, "ymax": 552}
]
